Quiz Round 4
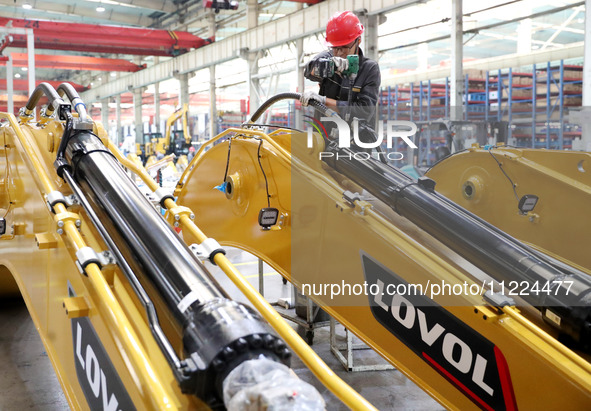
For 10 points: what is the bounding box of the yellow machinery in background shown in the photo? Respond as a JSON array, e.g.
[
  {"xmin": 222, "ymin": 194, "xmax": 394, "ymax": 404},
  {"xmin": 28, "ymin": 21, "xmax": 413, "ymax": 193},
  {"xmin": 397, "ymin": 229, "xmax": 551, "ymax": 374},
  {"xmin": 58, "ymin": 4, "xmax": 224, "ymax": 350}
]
[
  {"xmin": 175, "ymin": 92, "xmax": 591, "ymax": 410},
  {"xmin": 0, "ymin": 84, "xmax": 379, "ymax": 410},
  {"xmin": 425, "ymin": 144, "xmax": 591, "ymax": 271},
  {"xmin": 139, "ymin": 131, "xmax": 161, "ymax": 160},
  {"xmin": 145, "ymin": 104, "xmax": 191, "ymax": 170}
]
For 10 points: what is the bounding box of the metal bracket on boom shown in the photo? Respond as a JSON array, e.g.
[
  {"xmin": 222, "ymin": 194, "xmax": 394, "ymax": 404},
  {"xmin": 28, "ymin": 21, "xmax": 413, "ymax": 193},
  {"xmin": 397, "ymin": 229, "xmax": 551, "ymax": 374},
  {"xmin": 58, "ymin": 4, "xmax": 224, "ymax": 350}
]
[
  {"xmin": 189, "ymin": 239, "xmax": 226, "ymax": 264},
  {"xmin": 46, "ymin": 192, "xmax": 80, "ymax": 212},
  {"xmin": 46, "ymin": 190, "xmax": 67, "ymax": 212},
  {"xmin": 65, "ymin": 194, "xmax": 80, "ymax": 207},
  {"xmin": 154, "ymin": 187, "xmax": 175, "ymax": 208},
  {"xmin": 342, "ymin": 190, "xmax": 361, "ymax": 207},
  {"xmin": 340, "ymin": 191, "xmax": 373, "ymax": 215},
  {"xmin": 168, "ymin": 205, "xmax": 195, "ymax": 228},
  {"xmin": 75, "ymin": 247, "xmax": 116, "ymax": 276},
  {"xmin": 483, "ymin": 290, "xmax": 515, "ymax": 309}
]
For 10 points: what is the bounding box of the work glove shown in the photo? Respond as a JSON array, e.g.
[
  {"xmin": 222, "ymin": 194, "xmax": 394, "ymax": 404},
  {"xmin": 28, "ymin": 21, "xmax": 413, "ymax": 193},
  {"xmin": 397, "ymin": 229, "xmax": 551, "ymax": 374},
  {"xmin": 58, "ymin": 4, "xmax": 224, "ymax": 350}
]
[
  {"xmin": 300, "ymin": 91, "xmax": 326, "ymax": 107},
  {"xmin": 332, "ymin": 56, "xmax": 349, "ymax": 73}
]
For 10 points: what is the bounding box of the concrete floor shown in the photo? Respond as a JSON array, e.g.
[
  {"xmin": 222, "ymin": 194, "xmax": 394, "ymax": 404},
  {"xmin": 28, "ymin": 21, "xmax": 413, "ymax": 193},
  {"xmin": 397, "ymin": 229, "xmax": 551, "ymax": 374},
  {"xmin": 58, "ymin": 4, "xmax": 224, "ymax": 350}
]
[
  {"xmin": 0, "ymin": 297, "xmax": 70, "ymax": 411},
  {"xmin": 0, "ymin": 248, "xmax": 443, "ymax": 410}
]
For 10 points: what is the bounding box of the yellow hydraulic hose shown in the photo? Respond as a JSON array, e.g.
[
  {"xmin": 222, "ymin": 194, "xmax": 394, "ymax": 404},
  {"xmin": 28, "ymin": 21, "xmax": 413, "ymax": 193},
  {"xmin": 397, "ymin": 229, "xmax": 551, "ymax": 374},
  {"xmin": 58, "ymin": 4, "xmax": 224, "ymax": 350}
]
[
  {"xmin": 109, "ymin": 141, "xmax": 157, "ymax": 189},
  {"xmin": 109, "ymin": 138, "xmax": 378, "ymax": 411},
  {"xmin": 3, "ymin": 114, "xmax": 177, "ymax": 410}
]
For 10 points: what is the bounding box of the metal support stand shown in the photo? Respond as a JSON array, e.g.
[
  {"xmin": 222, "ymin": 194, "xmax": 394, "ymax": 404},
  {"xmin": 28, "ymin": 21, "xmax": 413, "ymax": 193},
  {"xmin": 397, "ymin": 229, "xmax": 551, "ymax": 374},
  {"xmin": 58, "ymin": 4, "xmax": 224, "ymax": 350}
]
[
  {"xmin": 258, "ymin": 257, "xmax": 264, "ymax": 295},
  {"xmin": 268, "ymin": 284, "xmax": 330, "ymax": 345},
  {"xmin": 255, "ymin": 259, "xmax": 328, "ymax": 345},
  {"xmin": 329, "ymin": 318, "xmax": 395, "ymax": 372}
]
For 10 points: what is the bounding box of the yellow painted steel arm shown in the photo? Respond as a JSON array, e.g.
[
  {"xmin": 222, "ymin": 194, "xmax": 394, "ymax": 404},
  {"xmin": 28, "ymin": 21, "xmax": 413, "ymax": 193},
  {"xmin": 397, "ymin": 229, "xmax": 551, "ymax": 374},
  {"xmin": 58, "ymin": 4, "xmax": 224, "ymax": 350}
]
[
  {"xmin": 4, "ymin": 113, "xmax": 177, "ymax": 410},
  {"xmin": 162, "ymin": 104, "xmax": 190, "ymax": 153},
  {"xmin": 425, "ymin": 146, "xmax": 591, "ymax": 271},
  {"xmin": 182, "ymin": 105, "xmax": 190, "ymax": 144},
  {"xmin": 173, "ymin": 126, "xmax": 591, "ymax": 409}
]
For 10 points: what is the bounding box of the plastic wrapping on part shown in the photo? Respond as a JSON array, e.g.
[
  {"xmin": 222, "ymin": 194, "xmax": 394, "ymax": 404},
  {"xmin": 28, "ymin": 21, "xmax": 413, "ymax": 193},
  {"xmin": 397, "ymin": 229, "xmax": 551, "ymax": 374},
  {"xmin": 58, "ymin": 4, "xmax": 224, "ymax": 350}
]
[{"xmin": 223, "ymin": 358, "xmax": 325, "ymax": 411}]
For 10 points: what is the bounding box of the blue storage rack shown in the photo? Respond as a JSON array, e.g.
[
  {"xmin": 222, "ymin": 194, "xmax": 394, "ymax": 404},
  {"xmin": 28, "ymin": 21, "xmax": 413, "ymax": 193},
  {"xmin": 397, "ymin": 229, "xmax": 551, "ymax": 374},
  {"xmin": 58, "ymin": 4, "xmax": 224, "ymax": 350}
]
[{"xmin": 379, "ymin": 60, "xmax": 582, "ymax": 151}]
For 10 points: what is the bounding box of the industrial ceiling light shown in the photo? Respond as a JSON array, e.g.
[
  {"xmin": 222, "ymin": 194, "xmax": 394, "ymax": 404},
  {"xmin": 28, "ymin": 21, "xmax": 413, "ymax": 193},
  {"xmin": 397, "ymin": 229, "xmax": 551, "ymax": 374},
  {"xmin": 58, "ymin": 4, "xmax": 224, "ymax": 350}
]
[
  {"xmin": 96, "ymin": 6, "xmax": 106, "ymax": 12},
  {"xmin": 22, "ymin": 3, "xmax": 32, "ymax": 9},
  {"xmin": 15, "ymin": 73, "xmax": 21, "ymax": 78}
]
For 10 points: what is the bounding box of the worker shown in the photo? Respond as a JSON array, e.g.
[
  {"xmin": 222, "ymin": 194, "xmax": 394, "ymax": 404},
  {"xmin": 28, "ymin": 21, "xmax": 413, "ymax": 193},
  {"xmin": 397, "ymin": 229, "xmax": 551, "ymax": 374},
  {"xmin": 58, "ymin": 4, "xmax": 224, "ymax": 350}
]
[
  {"xmin": 188, "ymin": 146, "xmax": 196, "ymax": 163},
  {"xmin": 301, "ymin": 11, "xmax": 381, "ymax": 144}
]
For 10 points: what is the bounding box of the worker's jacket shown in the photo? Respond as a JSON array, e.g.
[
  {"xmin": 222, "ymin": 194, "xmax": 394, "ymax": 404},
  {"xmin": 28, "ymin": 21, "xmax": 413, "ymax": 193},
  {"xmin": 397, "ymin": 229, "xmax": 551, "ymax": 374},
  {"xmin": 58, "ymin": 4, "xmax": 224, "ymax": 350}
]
[{"xmin": 304, "ymin": 47, "xmax": 381, "ymax": 134}]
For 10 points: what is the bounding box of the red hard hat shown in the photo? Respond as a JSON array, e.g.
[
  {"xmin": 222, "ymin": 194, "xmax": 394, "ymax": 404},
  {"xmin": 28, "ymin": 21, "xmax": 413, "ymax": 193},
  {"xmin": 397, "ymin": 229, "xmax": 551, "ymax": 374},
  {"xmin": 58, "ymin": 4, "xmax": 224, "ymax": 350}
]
[{"xmin": 326, "ymin": 11, "xmax": 364, "ymax": 47}]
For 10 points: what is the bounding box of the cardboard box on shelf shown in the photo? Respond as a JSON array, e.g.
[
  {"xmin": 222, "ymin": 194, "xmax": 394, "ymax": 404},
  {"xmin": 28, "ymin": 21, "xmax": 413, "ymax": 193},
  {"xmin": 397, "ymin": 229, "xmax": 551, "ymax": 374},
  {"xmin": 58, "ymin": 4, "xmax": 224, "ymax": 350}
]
[
  {"xmin": 536, "ymin": 97, "xmax": 582, "ymax": 107},
  {"xmin": 537, "ymin": 69, "xmax": 583, "ymax": 81},
  {"xmin": 519, "ymin": 77, "xmax": 533, "ymax": 86},
  {"xmin": 536, "ymin": 83, "xmax": 582, "ymax": 95},
  {"xmin": 470, "ymin": 83, "xmax": 486, "ymax": 90},
  {"xmin": 464, "ymin": 69, "xmax": 485, "ymax": 80},
  {"xmin": 511, "ymin": 102, "xmax": 532, "ymax": 110},
  {"xmin": 489, "ymin": 89, "xmax": 531, "ymax": 100},
  {"xmin": 490, "ymin": 102, "xmax": 532, "ymax": 112},
  {"xmin": 489, "ymin": 76, "xmax": 531, "ymax": 87},
  {"xmin": 501, "ymin": 110, "xmax": 562, "ymax": 122},
  {"xmin": 412, "ymin": 98, "xmax": 443, "ymax": 107}
]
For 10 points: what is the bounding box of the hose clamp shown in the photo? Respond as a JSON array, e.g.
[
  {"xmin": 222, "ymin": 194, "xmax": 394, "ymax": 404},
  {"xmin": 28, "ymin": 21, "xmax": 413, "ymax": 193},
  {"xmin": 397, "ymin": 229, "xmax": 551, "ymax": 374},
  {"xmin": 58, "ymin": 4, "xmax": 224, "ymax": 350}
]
[
  {"xmin": 75, "ymin": 247, "xmax": 101, "ymax": 276},
  {"xmin": 46, "ymin": 192, "xmax": 81, "ymax": 213},
  {"xmin": 73, "ymin": 119, "xmax": 94, "ymax": 131},
  {"xmin": 65, "ymin": 194, "xmax": 80, "ymax": 207},
  {"xmin": 189, "ymin": 239, "xmax": 226, "ymax": 265},
  {"xmin": 342, "ymin": 190, "xmax": 361, "ymax": 207},
  {"xmin": 483, "ymin": 290, "xmax": 515, "ymax": 308},
  {"xmin": 75, "ymin": 247, "xmax": 116, "ymax": 276},
  {"xmin": 46, "ymin": 191, "xmax": 68, "ymax": 212},
  {"xmin": 154, "ymin": 187, "xmax": 175, "ymax": 208}
]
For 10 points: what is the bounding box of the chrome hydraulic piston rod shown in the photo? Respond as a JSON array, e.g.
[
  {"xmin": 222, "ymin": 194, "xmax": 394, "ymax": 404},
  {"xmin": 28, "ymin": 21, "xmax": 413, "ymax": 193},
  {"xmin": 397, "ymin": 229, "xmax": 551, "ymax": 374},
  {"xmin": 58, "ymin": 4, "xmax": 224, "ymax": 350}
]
[
  {"xmin": 63, "ymin": 130, "xmax": 291, "ymax": 406},
  {"xmin": 323, "ymin": 144, "xmax": 591, "ymax": 349},
  {"xmin": 248, "ymin": 92, "xmax": 591, "ymax": 350}
]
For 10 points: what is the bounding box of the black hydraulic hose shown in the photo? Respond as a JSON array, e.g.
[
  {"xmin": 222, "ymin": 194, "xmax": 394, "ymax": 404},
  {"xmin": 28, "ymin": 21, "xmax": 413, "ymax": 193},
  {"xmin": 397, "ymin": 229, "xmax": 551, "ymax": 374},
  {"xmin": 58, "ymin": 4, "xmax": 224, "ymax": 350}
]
[
  {"xmin": 246, "ymin": 92, "xmax": 336, "ymax": 124},
  {"xmin": 48, "ymin": 82, "xmax": 89, "ymax": 122},
  {"xmin": 53, "ymin": 110, "xmax": 74, "ymax": 177},
  {"xmin": 324, "ymin": 147, "xmax": 591, "ymax": 348},
  {"xmin": 247, "ymin": 92, "xmax": 301, "ymax": 124},
  {"xmin": 344, "ymin": 75, "xmax": 356, "ymax": 123}
]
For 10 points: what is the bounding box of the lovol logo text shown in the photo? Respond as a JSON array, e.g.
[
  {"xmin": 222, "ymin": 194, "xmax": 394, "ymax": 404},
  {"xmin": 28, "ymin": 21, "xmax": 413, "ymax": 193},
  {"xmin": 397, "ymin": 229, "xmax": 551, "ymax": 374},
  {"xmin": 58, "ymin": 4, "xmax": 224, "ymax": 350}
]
[
  {"xmin": 73, "ymin": 317, "xmax": 136, "ymax": 411},
  {"xmin": 361, "ymin": 251, "xmax": 518, "ymax": 411},
  {"xmin": 374, "ymin": 279, "xmax": 493, "ymax": 394}
]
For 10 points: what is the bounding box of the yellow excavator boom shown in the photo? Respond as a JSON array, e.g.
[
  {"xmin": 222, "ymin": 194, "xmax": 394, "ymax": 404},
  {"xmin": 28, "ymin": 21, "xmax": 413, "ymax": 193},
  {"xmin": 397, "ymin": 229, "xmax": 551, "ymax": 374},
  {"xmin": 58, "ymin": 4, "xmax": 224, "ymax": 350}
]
[
  {"xmin": 425, "ymin": 144, "xmax": 591, "ymax": 271},
  {"xmin": 0, "ymin": 84, "xmax": 375, "ymax": 411},
  {"xmin": 175, "ymin": 95, "xmax": 591, "ymax": 410},
  {"xmin": 157, "ymin": 103, "xmax": 190, "ymax": 155}
]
